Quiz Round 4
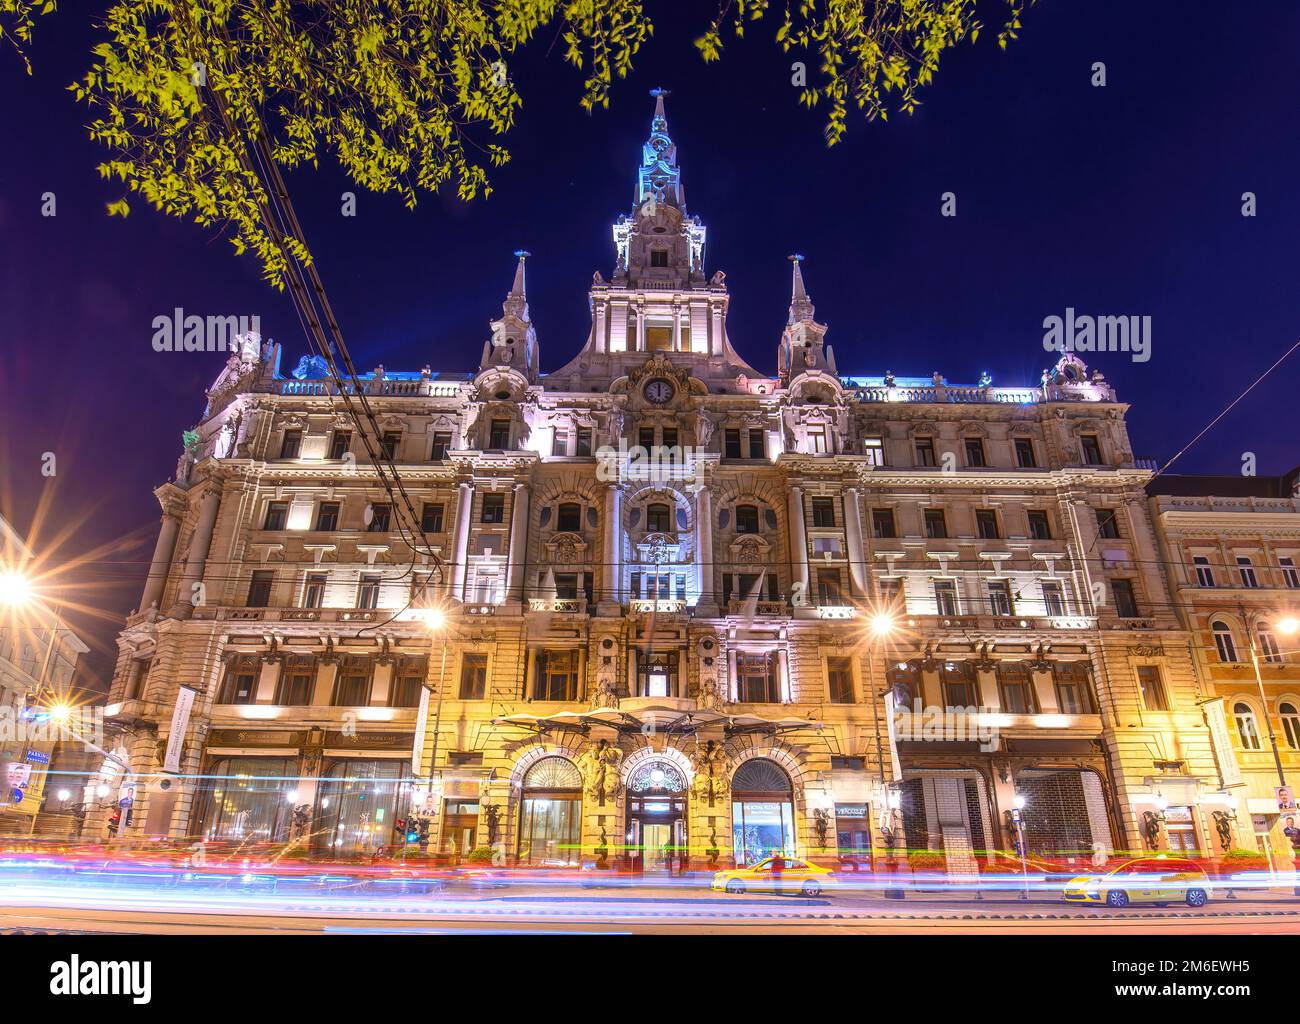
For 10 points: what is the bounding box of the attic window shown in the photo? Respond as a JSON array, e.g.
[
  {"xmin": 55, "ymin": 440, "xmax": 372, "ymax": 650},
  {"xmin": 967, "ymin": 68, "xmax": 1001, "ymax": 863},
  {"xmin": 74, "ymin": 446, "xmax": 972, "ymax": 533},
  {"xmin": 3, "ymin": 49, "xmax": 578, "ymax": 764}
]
[{"xmin": 650, "ymin": 249, "xmax": 669, "ymax": 267}]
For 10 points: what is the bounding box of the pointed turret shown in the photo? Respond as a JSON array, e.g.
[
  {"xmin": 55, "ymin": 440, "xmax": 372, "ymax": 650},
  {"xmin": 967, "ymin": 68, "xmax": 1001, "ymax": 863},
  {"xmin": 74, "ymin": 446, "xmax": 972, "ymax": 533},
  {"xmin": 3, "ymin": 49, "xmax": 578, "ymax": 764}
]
[
  {"xmin": 778, "ymin": 254, "xmax": 832, "ymax": 383},
  {"xmin": 481, "ymin": 250, "xmax": 538, "ymax": 379}
]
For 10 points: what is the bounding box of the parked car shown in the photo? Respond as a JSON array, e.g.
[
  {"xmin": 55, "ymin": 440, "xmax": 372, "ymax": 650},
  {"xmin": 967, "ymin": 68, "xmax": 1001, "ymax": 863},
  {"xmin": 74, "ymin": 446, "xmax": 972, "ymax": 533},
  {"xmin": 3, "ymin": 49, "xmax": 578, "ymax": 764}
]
[
  {"xmin": 1063, "ymin": 857, "xmax": 1211, "ymax": 908},
  {"xmin": 711, "ymin": 856, "xmax": 836, "ymax": 897}
]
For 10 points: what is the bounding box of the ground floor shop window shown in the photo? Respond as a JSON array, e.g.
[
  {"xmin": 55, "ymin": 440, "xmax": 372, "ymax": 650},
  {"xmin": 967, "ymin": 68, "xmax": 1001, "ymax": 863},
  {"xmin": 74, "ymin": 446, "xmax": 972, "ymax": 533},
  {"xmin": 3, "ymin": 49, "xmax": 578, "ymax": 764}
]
[
  {"xmin": 194, "ymin": 757, "xmax": 297, "ymax": 843},
  {"xmin": 518, "ymin": 756, "xmax": 583, "ymax": 866},
  {"xmin": 1164, "ymin": 805, "xmax": 1200, "ymax": 854},
  {"xmin": 834, "ymin": 803, "xmax": 872, "ymax": 867},
  {"xmin": 731, "ymin": 758, "xmax": 795, "ymax": 865},
  {"xmin": 312, "ymin": 760, "xmax": 413, "ymax": 857},
  {"xmin": 1018, "ymin": 768, "xmax": 1111, "ymax": 860}
]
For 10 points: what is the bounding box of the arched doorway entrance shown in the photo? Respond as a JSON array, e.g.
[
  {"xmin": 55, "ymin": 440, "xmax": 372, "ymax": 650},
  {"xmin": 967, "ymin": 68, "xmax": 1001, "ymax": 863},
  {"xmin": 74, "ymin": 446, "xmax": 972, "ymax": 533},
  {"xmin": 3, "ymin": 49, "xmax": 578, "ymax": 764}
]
[
  {"xmin": 518, "ymin": 756, "xmax": 583, "ymax": 866},
  {"xmin": 731, "ymin": 758, "xmax": 795, "ymax": 866},
  {"xmin": 625, "ymin": 759, "xmax": 688, "ymax": 874}
]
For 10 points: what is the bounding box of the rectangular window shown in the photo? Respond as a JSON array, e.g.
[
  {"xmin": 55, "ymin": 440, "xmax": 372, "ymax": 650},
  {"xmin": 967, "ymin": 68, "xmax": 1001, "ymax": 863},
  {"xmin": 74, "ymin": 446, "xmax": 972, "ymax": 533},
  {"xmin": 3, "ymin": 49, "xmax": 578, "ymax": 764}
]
[
  {"xmin": 735, "ymin": 505, "xmax": 759, "ymax": 534},
  {"xmin": 379, "ymin": 431, "xmax": 401, "ymax": 461},
  {"xmin": 246, "ymin": 571, "xmax": 274, "ymax": 608},
  {"xmin": 872, "ymin": 509, "xmax": 896, "ymax": 539},
  {"xmin": 661, "ymin": 427, "xmax": 679, "ymax": 450},
  {"xmin": 488, "ymin": 419, "xmax": 511, "ymax": 450},
  {"xmin": 275, "ymin": 656, "xmax": 314, "ymax": 706},
  {"xmin": 218, "ymin": 656, "xmax": 260, "ymax": 705},
  {"xmin": 556, "ymin": 503, "xmax": 582, "ymax": 532},
  {"xmin": 940, "ymin": 661, "xmax": 978, "ymax": 708},
  {"xmin": 328, "ymin": 430, "xmax": 352, "ymax": 460},
  {"xmin": 878, "ymin": 577, "xmax": 904, "ymax": 608},
  {"xmin": 390, "ymin": 658, "xmax": 426, "ymax": 708},
  {"xmin": 646, "ymin": 503, "xmax": 671, "ymax": 532},
  {"xmin": 1052, "ymin": 662, "xmax": 1095, "ymax": 715},
  {"xmin": 915, "ymin": 438, "xmax": 936, "ymax": 467},
  {"xmin": 575, "ymin": 429, "xmax": 593, "ymax": 457},
  {"xmin": 481, "ymin": 494, "xmax": 505, "ymax": 524},
  {"xmin": 639, "ymin": 426, "xmax": 656, "ymax": 450},
  {"xmin": 357, "ymin": 574, "xmax": 381, "ymax": 609},
  {"xmin": 863, "ymin": 437, "xmax": 885, "ymax": 466},
  {"xmin": 650, "ymin": 248, "xmax": 669, "ymax": 267},
  {"xmin": 1027, "ymin": 510, "xmax": 1052, "ymax": 540},
  {"xmin": 1281, "ymin": 557, "xmax": 1299, "ymax": 589},
  {"xmin": 551, "ymin": 429, "xmax": 569, "ymax": 457},
  {"xmin": 987, "ymin": 579, "xmax": 1013, "ymax": 616},
  {"xmin": 421, "ymin": 503, "xmax": 445, "ymax": 534},
  {"xmin": 997, "ymin": 662, "xmax": 1036, "ymax": 714},
  {"xmin": 933, "ymin": 580, "xmax": 959, "ymax": 616},
  {"xmin": 263, "ymin": 501, "xmax": 289, "ymax": 531},
  {"xmin": 1112, "ymin": 579, "xmax": 1140, "ymax": 618},
  {"xmin": 315, "ymin": 502, "xmax": 340, "ymax": 531},
  {"xmin": 1193, "ymin": 555, "xmax": 1215, "ymax": 588},
  {"xmin": 534, "ymin": 649, "xmax": 579, "ymax": 701},
  {"xmin": 333, "ymin": 656, "xmax": 373, "ymax": 706},
  {"xmin": 736, "ymin": 652, "xmax": 780, "ymax": 704},
  {"xmin": 1094, "ymin": 507, "xmax": 1120, "ymax": 539},
  {"xmin": 724, "ymin": 428, "xmax": 742, "ymax": 459},
  {"xmin": 807, "ymin": 427, "xmax": 827, "ymax": 453},
  {"xmin": 459, "ymin": 653, "xmax": 488, "ymax": 700},
  {"xmin": 302, "ymin": 573, "xmax": 327, "ymax": 609},
  {"xmin": 811, "ymin": 497, "xmax": 835, "ymax": 528},
  {"xmin": 924, "ymin": 509, "xmax": 947, "ymax": 539},
  {"xmin": 1014, "ymin": 438, "xmax": 1036, "ymax": 468},
  {"xmin": 367, "ymin": 503, "xmax": 392, "ymax": 532},
  {"xmin": 430, "ymin": 432, "xmax": 453, "ymax": 461},
  {"xmin": 554, "ymin": 574, "xmax": 579, "ymax": 600},
  {"xmin": 1137, "ymin": 665, "xmax": 1168, "ymax": 711},
  {"xmin": 827, "ymin": 656, "xmax": 854, "ymax": 704},
  {"xmin": 1080, "ymin": 434, "xmax": 1104, "ymax": 465},
  {"xmin": 1237, "ymin": 556, "xmax": 1258, "ymax": 588},
  {"xmin": 279, "ymin": 430, "xmax": 302, "ymax": 459},
  {"xmin": 975, "ymin": 509, "xmax": 1000, "ymax": 540},
  {"xmin": 1041, "ymin": 580, "xmax": 1066, "ymax": 616},
  {"xmin": 746, "ymin": 430, "xmax": 764, "ymax": 460},
  {"xmin": 816, "ymin": 569, "xmax": 842, "ymax": 606},
  {"xmin": 964, "ymin": 437, "xmax": 986, "ymax": 467}
]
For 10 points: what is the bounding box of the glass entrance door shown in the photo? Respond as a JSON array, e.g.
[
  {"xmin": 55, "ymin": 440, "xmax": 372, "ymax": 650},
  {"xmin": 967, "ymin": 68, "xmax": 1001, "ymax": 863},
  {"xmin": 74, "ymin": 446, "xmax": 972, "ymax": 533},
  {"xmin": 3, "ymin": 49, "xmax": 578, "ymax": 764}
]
[{"xmin": 642, "ymin": 822, "xmax": 672, "ymax": 871}]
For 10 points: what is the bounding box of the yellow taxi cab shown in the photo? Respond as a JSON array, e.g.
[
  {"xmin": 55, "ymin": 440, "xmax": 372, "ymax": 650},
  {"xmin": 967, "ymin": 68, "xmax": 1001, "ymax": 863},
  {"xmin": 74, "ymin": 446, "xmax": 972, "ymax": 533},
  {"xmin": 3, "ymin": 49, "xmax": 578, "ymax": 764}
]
[
  {"xmin": 1063, "ymin": 857, "xmax": 1211, "ymax": 908},
  {"xmin": 711, "ymin": 855, "xmax": 836, "ymax": 897}
]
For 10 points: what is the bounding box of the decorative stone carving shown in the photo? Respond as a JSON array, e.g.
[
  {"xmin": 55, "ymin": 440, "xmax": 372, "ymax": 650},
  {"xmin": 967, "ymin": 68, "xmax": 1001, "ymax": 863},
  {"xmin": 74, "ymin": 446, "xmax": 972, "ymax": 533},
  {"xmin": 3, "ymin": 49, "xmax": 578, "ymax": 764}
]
[
  {"xmin": 579, "ymin": 739, "xmax": 623, "ymax": 805},
  {"xmin": 690, "ymin": 741, "xmax": 729, "ymax": 807}
]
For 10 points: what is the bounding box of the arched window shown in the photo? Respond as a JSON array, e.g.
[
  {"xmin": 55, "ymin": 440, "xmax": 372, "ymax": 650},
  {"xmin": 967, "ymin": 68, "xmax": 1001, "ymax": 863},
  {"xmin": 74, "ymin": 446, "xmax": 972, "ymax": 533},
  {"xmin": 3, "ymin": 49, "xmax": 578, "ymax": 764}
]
[
  {"xmin": 1281, "ymin": 702, "xmax": 1300, "ymax": 750},
  {"xmin": 731, "ymin": 758, "xmax": 796, "ymax": 866},
  {"xmin": 1258, "ymin": 624, "xmax": 1283, "ymax": 663},
  {"xmin": 518, "ymin": 756, "xmax": 582, "ymax": 866},
  {"xmin": 1212, "ymin": 620, "xmax": 1238, "ymax": 663},
  {"xmin": 646, "ymin": 502, "xmax": 671, "ymax": 532},
  {"xmin": 1234, "ymin": 702, "xmax": 1262, "ymax": 751}
]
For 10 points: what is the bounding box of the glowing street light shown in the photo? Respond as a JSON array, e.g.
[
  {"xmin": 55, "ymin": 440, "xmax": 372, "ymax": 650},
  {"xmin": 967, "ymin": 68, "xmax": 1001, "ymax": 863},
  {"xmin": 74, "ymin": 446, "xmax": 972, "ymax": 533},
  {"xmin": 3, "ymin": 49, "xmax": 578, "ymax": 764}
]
[
  {"xmin": 0, "ymin": 570, "xmax": 33, "ymax": 607},
  {"xmin": 869, "ymin": 612, "xmax": 896, "ymax": 638},
  {"xmin": 1278, "ymin": 617, "xmax": 1299, "ymax": 636}
]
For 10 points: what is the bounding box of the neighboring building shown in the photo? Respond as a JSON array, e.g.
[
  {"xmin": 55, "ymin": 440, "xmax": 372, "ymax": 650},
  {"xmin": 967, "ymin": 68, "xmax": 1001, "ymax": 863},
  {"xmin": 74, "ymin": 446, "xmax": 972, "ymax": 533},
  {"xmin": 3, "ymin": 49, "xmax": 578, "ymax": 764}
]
[
  {"xmin": 0, "ymin": 514, "xmax": 90, "ymax": 836},
  {"xmin": 99, "ymin": 95, "xmax": 1225, "ymax": 872},
  {"xmin": 1149, "ymin": 468, "xmax": 1300, "ymax": 867}
]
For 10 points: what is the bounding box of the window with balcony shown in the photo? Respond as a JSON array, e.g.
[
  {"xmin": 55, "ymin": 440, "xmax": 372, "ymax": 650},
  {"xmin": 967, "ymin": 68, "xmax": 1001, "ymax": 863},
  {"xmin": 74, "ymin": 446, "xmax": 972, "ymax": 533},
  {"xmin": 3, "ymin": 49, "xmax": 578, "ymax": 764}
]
[
  {"xmin": 1212, "ymin": 619, "xmax": 1238, "ymax": 662},
  {"xmin": 367, "ymin": 503, "xmax": 392, "ymax": 532},
  {"xmin": 872, "ymin": 509, "xmax": 896, "ymax": 539},
  {"xmin": 863, "ymin": 436, "xmax": 885, "ymax": 466},
  {"xmin": 275, "ymin": 656, "xmax": 315, "ymax": 706},
  {"xmin": 996, "ymin": 662, "xmax": 1037, "ymax": 714},
  {"xmin": 315, "ymin": 502, "xmax": 340, "ymax": 531},
  {"xmin": 459, "ymin": 653, "xmax": 488, "ymax": 699},
  {"xmin": 218, "ymin": 655, "xmax": 260, "ymax": 704},
  {"xmin": 1111, "ymin": 579, "xmax": 1139, "ymax": 618},
  {"xmin": 534, "ymin": 649, "xmax": 579, "ymax": 701},
  {"xmin": 647, "ymin": 503, "xmax": 672, "ymax": 532},
  {"xmin": 488, "ymin": 419, "xmax": 512, "ymax": 450},
  {"xmin": 246, "ymin": 571, "xmax": 274, "ymax": 608},
  {"xmin": 302, "ymin": 573, "xmax": 327, "ymax": 609},
  {"xmin": 1027, "ymin": 510, "xmax": 1052, "ymax": 540},
  {"xmin": 1234, "ymin": 702, "xmax": 1262, "ymax": 750},
  {"xmin": 735, "ymin": 504, "xmax": 759, "ymax": 534},
  {"xmin": 420, "ymin": 503, "xmax": 445, "ymax": 534},
  {"xmin": 279, "ymin": 429, "xmax": 302, "ymax": 459},
  {"xmin": 924, "ymin": 509, "xmax": 947, "ymax": 539},
  {"xmin": 357, "ymin": 574, "xmax": 381, "ymax": 609},
  {"xmin": 1236, "ymin": 556, "xmax": 1259, "ymax": 588},
  {"xmin": 481, "ymin": 494, "xmax": 505, "ymax": 524},
  {"xmin": 940, "ymin": 661, "xmax": 979, "ymax": 708},
  {"xmin": 1014, "ymin": 438, "xmax": 1037, "ymax": 468},
  {"xmin": 263, "ymin": 501, "xmax": 288, "ymax": 531},
  {"xmin": 811, "ymin": 497, "xmax": 835, "ymax": 528},
  {"xmin": 1052, "ymin": 661, "xmax": 1096, "ymax": 715},
  {"xmin": 430, "ymin": 432, "xmax": 453, "ymax": 461},
  {"xmin": 933, "ymin": 580, "xmax": 959, "ymax": 616},
  {"xmin": 964, "ymin": 437, "xmax": 986, "ymax": 467},
  {"xmin": 987, "ymin": 579, "xmax": 1013, "ymax": 616},
  {"xmin": 975, "ymin": 510, "xmax": 1000, "ymax": 540},
  {"xmin": 557, "ymin": 503, "xmax": 582, "ymax": 533},
  {"xmin": 827, "ymin": 656, "xmax": 854, "ymax": 704},
  {"xmin": 328, "ymin": 430, "xmax": 352, "ymax": 460},
  {"xmin": 1080, "ymin": 434, "xmax": 1104, "ymax": 465},
  {"xmin": 1193, "ymin": 555, "xmax": 1216, "ymax": 588},
  {"xmin": 1094, "ymin": 508, "xmax": 1120, "ymax": 539},
  {"xmin": 333, "ymin": 657, "xmax": 373, "ymax": 706},
  {"xmin": 915, "ymin": 437, "xmax": 936, "ymax": 466},
  {"xmin": 816, "ymin": 569, "xmax": 842, "ymax": 606},
  {"xmin": 1136, "ymin": 665, "xmax": 1168, "ymax": 711},
  {"xmin": 736, "ymin": 652, "xmax": 780, "ymax": 703}
]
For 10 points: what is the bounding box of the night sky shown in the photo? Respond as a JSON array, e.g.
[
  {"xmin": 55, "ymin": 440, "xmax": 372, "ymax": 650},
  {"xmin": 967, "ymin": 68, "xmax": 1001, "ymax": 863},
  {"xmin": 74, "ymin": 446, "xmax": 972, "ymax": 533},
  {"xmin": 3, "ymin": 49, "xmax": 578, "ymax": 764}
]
[{"xmin": 2, "ymin": 0, "xmax": 1298, "ymax": 686}]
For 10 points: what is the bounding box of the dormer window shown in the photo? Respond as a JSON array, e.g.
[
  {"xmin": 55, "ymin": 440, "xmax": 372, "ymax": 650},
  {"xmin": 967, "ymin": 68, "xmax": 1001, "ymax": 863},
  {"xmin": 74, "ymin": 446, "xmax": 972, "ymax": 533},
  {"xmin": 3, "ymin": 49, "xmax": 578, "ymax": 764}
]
[{"xmin": 650, "ymin": 249, "xmax": 669, "ymax": 267}]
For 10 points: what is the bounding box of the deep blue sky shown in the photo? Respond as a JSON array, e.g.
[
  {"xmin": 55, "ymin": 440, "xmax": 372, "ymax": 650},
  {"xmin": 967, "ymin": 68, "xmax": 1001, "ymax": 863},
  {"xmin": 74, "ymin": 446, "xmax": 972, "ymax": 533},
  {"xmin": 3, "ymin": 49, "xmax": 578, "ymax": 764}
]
[{"xmin": 2, "ymin": 0, "xmax": 1299, "ymax": 685}]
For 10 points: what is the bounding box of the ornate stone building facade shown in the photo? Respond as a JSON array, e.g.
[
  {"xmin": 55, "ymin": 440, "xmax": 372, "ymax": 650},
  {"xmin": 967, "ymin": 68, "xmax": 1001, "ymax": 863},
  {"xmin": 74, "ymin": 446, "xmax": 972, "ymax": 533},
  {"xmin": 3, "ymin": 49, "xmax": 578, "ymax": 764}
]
[{"xmin": 99, "ymin": 95, "xmax": 1236, "ymax": 872}]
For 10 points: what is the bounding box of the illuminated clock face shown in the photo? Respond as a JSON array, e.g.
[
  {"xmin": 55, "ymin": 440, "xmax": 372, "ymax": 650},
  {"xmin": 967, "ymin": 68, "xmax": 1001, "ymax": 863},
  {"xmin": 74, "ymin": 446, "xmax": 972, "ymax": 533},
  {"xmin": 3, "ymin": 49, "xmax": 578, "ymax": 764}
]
[{"xmin": 644, "ymin": 379, "xmax": 674, "ymax": 404}]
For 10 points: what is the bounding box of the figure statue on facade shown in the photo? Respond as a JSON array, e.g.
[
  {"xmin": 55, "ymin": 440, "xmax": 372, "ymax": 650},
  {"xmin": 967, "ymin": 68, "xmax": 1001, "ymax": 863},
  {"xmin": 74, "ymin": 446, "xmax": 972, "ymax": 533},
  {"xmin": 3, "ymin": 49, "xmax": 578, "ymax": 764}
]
[
  {"xmin": 589, "ymin": 658, "xmax": 620, "ymax": 709},
  {"xmin": 690, "ymin": 741, "xmax": 729, "ymax": 807},
  {"xmin": 580, "ymin": 739, "xmax": 623, "ymax": 805},
  {"xmin": 292, "ymin": 353, "xmax": 329, "ymax": 380}
]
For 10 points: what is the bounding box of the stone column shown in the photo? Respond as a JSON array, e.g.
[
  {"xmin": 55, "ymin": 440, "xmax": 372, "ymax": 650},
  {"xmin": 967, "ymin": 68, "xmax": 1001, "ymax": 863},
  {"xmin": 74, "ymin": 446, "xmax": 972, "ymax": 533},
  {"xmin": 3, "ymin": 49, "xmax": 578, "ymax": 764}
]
[
  {"xmin": 695, "ymin": 485, "xmax": 718, "ymax": 615},
  {"xmin": 140, "ymin": 509, "xmax": 182, "ymax": 614},
  {"xmin": 635, "ymin": 304, "xmax": 646, "ymax": 351},
  {"xmin": 450, "ymin": 481, "xmax": 474, "ymax": 601},
  {"xmin": 173, "ymin": 484, "xmax": 222, "ymax": 617},
  {"xmin": 727, "ymin": 648, "xmax": 738, "ymax": 702},
  {"xmin": 843, "ymin": 487, "xmax": 868, "ymax": 597},
  {"xmin": 787, "ymin": 486, "xmax": 810, "ymax": 599},
  {"xmin": 777, "ymin": 647, "xmax": 791, "ymax": 703},
  {"xmin": 672, "ymin": 302, "xmax": 682, "ymax": 351},
  {"xmin": 599, "ymin": 484, "xmax": 622, "ymax": 614},
  {"xmin": 504, "ymin": 482, "xmax": 531, "ymax": 605}
]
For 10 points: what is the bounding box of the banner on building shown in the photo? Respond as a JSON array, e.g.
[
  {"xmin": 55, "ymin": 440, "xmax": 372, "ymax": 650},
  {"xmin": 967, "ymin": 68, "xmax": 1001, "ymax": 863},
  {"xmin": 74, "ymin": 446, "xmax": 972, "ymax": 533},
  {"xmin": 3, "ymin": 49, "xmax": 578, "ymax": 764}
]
[
  {"xmin": 1202, "ymin": 697, "xmax": 1243, "ymax": 789},
  {"xmin": 411, "ymin": 683, "xmax": 432, "ymax": 776},
  {"xmin": 883, "ymin": 691, "xmax": 903, "ymax": 782},
  {"xmin": 163, "ymin": 686, "xmax": 197, "ymax": 773}
]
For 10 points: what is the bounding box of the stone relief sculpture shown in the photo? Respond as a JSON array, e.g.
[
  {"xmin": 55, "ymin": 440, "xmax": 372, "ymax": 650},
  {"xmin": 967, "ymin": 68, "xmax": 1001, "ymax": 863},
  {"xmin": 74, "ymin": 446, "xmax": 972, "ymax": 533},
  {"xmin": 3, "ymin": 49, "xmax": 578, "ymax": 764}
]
[
  {"xmin": 690, "ymin": 741, "xmax": 729, "ymax": 807},
  {"xmin": 579, "ymin": 739, "xmax": 623, "ymax": 805},
  {"xmin": 590, "ymin": 658, "xmax": 620, "ymax": 709}
]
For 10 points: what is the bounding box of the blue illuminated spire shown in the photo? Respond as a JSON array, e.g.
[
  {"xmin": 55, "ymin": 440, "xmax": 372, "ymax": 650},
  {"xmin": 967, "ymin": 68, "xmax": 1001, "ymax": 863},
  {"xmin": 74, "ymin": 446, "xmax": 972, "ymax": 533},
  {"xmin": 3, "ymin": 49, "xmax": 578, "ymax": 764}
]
[{"xmin": 637, "ymin": 87, "xmax": 685, "ymax": 210}]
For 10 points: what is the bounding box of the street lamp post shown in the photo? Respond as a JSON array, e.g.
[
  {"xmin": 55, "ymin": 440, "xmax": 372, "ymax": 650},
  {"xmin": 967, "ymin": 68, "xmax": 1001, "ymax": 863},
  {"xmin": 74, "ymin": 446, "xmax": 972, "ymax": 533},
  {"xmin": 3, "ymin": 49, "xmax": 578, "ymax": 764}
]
[
  {"xmin": 1241, "ymin": 604, "xmax": 1288, "ymax": 790},
  {"xmin": 1012, "ymin": 793, "xmax": 1029, "ymax": 900}
]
